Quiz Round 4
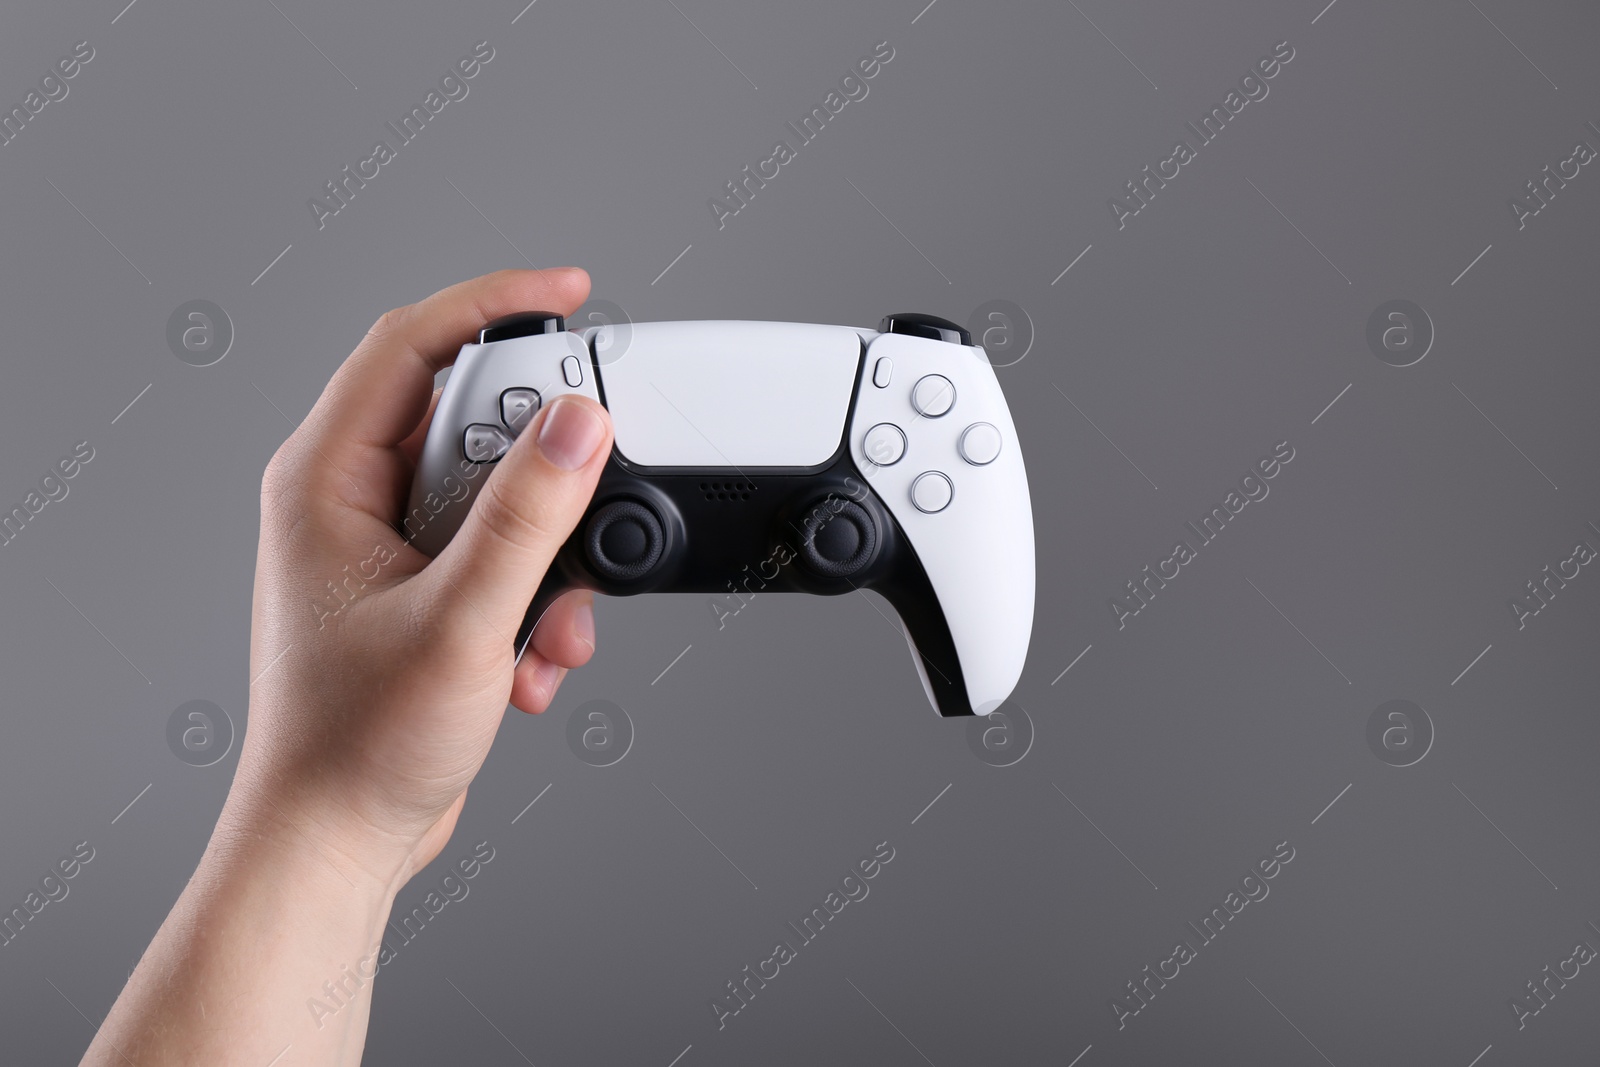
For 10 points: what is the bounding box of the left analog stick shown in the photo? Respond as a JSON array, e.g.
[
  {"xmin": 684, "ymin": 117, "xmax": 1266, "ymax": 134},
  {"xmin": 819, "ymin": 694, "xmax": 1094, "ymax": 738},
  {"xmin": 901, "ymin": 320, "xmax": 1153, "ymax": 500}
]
[{"xmin": 584, "ymin": 500, "xmax": 665, "ymax": 582}]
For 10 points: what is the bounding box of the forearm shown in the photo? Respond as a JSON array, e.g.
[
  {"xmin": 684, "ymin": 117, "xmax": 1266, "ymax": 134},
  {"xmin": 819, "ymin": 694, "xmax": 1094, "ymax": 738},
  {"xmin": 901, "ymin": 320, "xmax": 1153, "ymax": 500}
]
[{"xmin": 83, "ymin": 800, "xmax": 402, "ymax": 1067}]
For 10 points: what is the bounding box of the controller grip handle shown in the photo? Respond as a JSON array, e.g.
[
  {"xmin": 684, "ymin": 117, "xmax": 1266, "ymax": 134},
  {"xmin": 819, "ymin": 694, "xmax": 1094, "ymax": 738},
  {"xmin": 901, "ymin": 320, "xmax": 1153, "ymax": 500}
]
[{"xmin": 874, "ymin": 571, "xmax": 974, "ymax": 718}]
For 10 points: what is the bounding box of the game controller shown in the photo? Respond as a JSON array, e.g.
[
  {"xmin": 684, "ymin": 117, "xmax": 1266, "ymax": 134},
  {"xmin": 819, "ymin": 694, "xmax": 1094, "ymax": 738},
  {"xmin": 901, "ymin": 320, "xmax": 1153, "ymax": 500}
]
[{"xmin": 405, "ymin": 312, "xmax": 1035, "ymax": 717}]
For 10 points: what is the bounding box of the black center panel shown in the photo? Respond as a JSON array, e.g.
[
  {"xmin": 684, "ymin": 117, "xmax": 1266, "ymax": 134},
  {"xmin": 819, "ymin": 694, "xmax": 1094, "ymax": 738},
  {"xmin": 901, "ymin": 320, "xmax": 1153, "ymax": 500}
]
[{"xmin": 579, "ymin": 464, "xmax": 891, "ymax": 596}]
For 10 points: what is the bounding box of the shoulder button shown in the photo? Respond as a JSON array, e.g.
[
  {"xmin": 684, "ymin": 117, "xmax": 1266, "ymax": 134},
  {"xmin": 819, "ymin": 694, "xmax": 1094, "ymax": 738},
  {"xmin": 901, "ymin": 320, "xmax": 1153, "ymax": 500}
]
[
  {"xmin": 879, "ymin": 313, "xmax": 971, "ymax": 346},
  {"xmin": 479, "ymin": 311, "xmax": 565, "ymax": 344}
]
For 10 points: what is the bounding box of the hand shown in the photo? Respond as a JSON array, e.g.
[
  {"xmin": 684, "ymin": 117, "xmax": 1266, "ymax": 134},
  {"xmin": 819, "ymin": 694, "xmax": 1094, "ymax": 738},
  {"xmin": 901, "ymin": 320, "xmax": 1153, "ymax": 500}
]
[
  {"xmin": 83, "ymin": 269, "xmax": 615, "ymax": 1067},
  {"xmin": 233, "ymin": 267, "xmax": 614, "ymax": 892}
]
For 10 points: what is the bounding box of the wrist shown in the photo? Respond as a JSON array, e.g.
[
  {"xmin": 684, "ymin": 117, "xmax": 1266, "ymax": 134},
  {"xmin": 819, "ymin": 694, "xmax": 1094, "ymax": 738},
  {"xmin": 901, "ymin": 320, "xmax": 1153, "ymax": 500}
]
[
  {"xmin": 87, "ymin": 789, "xmax": 403, "ymax": 1065},
  {"xmin": 213, "ymin": 778, "xmax": 418, "ymax": 906}
]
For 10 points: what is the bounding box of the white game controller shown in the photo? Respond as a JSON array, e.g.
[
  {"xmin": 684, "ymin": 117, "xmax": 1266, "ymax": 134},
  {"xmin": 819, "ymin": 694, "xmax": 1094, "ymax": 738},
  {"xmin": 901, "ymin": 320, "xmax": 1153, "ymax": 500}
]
[{"xmin": 406, "ymin": 312, "xmax": 1035, "ymax": 716}]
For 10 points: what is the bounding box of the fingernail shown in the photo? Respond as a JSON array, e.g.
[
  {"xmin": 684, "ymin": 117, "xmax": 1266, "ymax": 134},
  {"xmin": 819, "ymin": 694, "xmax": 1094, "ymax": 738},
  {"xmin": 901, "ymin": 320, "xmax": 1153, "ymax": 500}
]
[
  {"xmin": 574, "ymin": 600, "xmax": 595, "ymax": 653},
  {"xmin": 536, "ymin": 398, "xmax": 607, "ymax": 471}
]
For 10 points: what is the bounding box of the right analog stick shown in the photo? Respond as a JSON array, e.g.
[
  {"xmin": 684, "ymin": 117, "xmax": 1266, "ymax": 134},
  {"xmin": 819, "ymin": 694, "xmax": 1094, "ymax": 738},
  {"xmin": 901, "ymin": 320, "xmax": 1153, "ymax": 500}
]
[
  {"xmin": 585, "ymin": 500, "xmax": 665, "ymax": 582},
  {"xmin": 798, "ymin": 500, "xmax": 878, "ymax": 578}
]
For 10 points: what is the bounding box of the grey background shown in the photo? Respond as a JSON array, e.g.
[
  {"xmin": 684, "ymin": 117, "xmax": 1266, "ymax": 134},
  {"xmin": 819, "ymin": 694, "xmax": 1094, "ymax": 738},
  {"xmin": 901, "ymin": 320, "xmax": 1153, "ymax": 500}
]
[{"xmin": 2, "ymin": 0, "xmax": 1597, "ymax": 1063}]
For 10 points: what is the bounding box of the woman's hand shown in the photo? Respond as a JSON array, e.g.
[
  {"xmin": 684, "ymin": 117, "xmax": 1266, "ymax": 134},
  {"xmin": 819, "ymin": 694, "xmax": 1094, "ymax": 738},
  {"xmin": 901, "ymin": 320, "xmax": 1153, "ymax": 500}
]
[
  {"xmin": 82, "ymin": 268, "xmax": 614, "ymax": 1067},
  {"xmin": 236, "ymin": 266, "xmax": 613, "ymax": 891}
]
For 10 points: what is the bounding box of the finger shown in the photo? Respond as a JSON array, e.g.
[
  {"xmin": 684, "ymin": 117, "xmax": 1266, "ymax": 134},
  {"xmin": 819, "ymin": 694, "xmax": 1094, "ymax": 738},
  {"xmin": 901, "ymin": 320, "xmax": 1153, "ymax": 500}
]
[
  {"xmin": 430, "ymin": 395, "xmax": 613, "ymax": 633},
  {"xmin": 398, "ymin": 387, "xmax": 443, "ymax": 471},
  {"xmin": 294, "ymin": 268, "xmax": 590, "ymax": 479},
  {"xmin": 510, "ymin": 652, "xmax": 566, "ymax": 714},
  {"xmin": 359, "ymin": 386, "xmax": 445, "ymax": 521},
  {"xmin": 530, "ymin": 590, "xmax": 597, "ymax": 670}
]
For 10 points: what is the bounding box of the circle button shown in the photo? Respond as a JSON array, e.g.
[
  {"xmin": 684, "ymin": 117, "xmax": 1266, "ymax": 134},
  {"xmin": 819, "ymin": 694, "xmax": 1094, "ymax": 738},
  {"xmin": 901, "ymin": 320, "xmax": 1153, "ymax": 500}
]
[
  {"xmin": 959, "ymin": 422, "xmax": 1002, "ymax": 465},
  {"xmin": 911, "ymin": 375, "xmax": 956, "ymax": 417},
  {"xmin": 910, "ymin": 471, "xmax": 953, "ymax": 513},
  {"xmin": 863, "ymin": 423, "xmax": 906, "ymax": 466}
]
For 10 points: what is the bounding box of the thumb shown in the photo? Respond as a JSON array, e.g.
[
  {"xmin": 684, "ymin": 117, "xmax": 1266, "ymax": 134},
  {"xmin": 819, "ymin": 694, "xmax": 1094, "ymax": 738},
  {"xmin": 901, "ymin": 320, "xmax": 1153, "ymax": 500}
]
[{"xmin": 431, "ymin": 395, "xmax": 612, "ymax": 635}]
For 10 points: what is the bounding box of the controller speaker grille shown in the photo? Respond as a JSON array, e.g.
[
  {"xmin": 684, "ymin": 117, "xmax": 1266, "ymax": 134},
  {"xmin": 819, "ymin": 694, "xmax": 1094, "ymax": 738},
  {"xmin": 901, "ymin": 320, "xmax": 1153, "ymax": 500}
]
[{"xmin": 699, "ymin": 481, "xmax": 756, "ymax": 501}]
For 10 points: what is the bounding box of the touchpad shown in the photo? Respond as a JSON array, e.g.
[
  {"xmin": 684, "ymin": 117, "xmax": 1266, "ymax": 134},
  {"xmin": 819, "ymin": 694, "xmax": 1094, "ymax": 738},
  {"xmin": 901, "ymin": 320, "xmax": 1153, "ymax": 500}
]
[{"xmin": 594, "ymin": 321, "xmax": 862, "ymax": 468}]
